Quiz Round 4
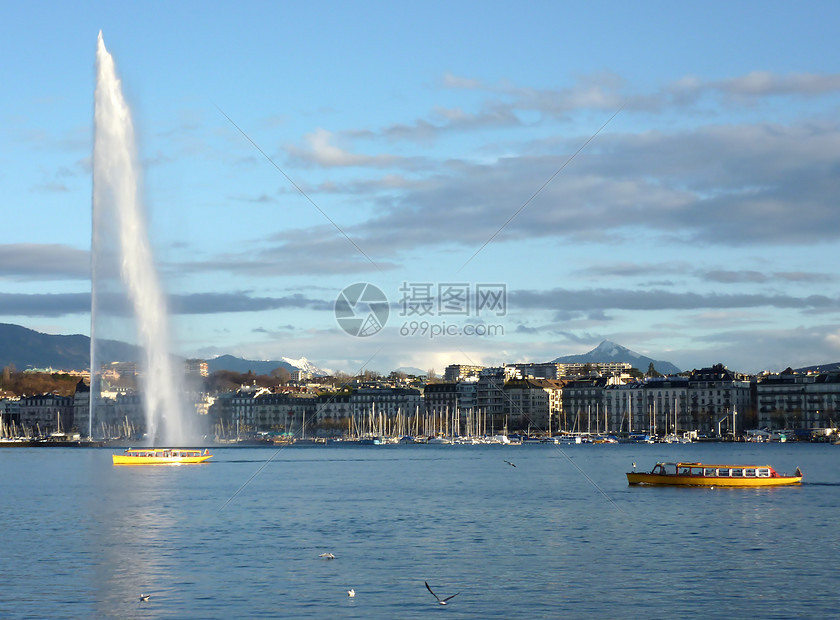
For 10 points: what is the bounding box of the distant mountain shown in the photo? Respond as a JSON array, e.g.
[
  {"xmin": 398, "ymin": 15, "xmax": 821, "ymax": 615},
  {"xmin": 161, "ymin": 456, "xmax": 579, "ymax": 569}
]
[
  {"xmin": 281, "ymin": 356, "xmax": 328, "ymax": 376},
  {"xmin": 0, "ymin": 323, "xmax": 139, "ymax": 371},
  {"xmin": 0, "ymin": 324, "xmax": 327, "ymax": 376},
  {"xmin": 393, "ymin": 366, "xmax": 427, "ymax": 377},
  {"xmin": 206, "ymin": 354, "xmax": 327, "ymax": 376},
  {"xmin": 796, "ymin": 362, "xmax": 840, "ymax": 373},
  {"xmin": 551, "ymin": 340, "xmax": 681, "ymax": 375}
]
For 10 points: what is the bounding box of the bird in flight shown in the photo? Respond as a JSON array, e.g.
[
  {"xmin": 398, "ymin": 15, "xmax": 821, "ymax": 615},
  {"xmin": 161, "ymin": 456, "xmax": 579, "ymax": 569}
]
[
  {"xmin": 425, "ymin": 581, "xmax": 460, "ymax": 605},
  {"xmin": 139, "ymin": 594, "xmax": 150, "ymax": 602},
  {"xmin": 319, "ymin": 552, "xmax": 335, "ymax": 559},
  {"xmin": 347, "ymin": 589, "xmax": 355, "ymax": 598},
  {"xmin": 504, "ymin": 460, "xmax": 516, "ymax": 467}
]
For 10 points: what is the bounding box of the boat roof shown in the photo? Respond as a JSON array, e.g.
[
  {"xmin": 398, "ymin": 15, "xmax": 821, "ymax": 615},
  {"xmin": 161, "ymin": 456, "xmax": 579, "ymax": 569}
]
[
  {"xmin": 124, "ymin": 448, "xmax": 203, "ymax": 452},
  {"xmin": 656, "ymin": 462, "xmax": 774, "ymax": 468}
]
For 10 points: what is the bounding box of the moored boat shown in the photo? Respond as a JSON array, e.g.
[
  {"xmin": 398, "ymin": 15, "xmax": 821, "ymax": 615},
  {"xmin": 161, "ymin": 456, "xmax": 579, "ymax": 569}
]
[
  {"xmin": 112, "ymin": 448, "xmax": 213, "ymax": 465},
  {"xmin": 626, "ymin": 462, "xmax": 802, "ymax": 487}
]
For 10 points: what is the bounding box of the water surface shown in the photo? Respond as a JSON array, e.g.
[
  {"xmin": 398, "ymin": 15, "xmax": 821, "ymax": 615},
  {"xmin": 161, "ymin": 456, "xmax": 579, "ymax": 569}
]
[{"xmin": 1, "ymin": 443, "xmax": 835, "ymax": 618}]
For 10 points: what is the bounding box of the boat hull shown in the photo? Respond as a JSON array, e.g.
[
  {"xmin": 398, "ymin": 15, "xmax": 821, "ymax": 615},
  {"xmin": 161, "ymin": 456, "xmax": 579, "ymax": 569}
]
[{"xmin": 626, "ymin": 472, "xmax": 801, "ymax": 487}]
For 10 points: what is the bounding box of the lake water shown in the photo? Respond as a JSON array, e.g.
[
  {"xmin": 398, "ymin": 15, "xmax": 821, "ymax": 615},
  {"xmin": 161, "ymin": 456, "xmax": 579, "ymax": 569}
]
[{"xmin": 1, "ymin": 443, "xmax": 837, "ymax": 619}]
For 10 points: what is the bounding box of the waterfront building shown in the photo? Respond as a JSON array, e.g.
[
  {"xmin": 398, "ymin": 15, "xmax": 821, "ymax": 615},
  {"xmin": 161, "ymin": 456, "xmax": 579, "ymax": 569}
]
[
  {"xmin": 350, "ymin": 386, "xmax": 422, "ymax": 431},
  {"xmin": 687, "ymin": 364, "xmax": 751, "ymax": 435},
  {"xmin": 314, "ymin": 392, "xmax": 352, "ymax": 426},
  {"xmin": 641, "ymin": 377, "xmax": 690, "ymax": 435},
  {"xmin": 252, "ymin": 392, "xmax": 316, "ymax": 435},
  {"xmin": 72, "ymin": 380, "xmax": 90, "ymax": 436},
  {"xmin": 424, "ymin": 383, "xmax": 458, "ymax": 418},
  {"xmin": 456, "ymin": 378, "xmax": 478, "ymax": 420},
  {"xmin": 476, "ymin": 367, "xmax": 508, "ymax": 433},
  {"xmin": 804, "ymin": 372, "xmax": 840, "ymax": 429},
  {"xmin": 756, "ymin": 371, "xmax": 840, "ymax": 431},
  {"xmin": 19, "ymin": 393, "xmax": 74, "ymax": 435},
  {"xmin": 503, "ymin": 378, "xmax": 564, "ymax": 431},
  {"xmin": 0, "ymin": 397, "xmax": 21, "ymax": 434},
  {"xmin": 603, "ymin": 382, "xmax": 644, "ymax": 433},
  {"xmin": 562, "ymin": 377, "xmax": 610, "ymax": 433}
]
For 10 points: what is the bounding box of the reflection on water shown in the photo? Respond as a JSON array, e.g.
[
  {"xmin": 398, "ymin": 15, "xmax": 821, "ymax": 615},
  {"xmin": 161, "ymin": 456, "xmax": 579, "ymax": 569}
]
[
  {"xmin": 90, "ymin": 464, "xmax": 185, "ymax": 617},
  {"xmin": 1, "ymin": 444, "xmax": 839, "ymax": 619}
]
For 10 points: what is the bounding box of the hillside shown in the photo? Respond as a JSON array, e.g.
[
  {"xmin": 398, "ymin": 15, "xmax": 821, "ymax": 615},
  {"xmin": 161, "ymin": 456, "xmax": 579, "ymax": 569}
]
[
  {"xmin": 205, "ymin": 354, "xmax": 326, "ymax": 376},
  {"xmin": 0, "ymin": 324, "xmax": 326, "ymax": 375},
  {"xmin": 0, "ymin": 323, "xmax": 138, "ymax": 371}
]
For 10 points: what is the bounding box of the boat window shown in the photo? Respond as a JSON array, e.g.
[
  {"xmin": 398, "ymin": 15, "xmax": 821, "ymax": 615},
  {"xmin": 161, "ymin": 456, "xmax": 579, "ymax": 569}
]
[
  {"xmin": 704, "ymin": 468, "xmax": 716, "ymax": 476},
  {"xmin": 690, "ymin": 467, "xmax": 702, "ymax": 476},
  {"xmin": 718, "ymin": 468, "xmax": 730, "ymax": 477},
  {"xmin": 679, "ymin": 466, "xmax": 691, "ymax": 475},
  {"xmin": 757, "ymin": 468, "xmax": 771, "ymax": 477},
  {"xmin": 745, "ymin": 468, "xmax": 756, "ymax": 477},
  {"xmin": 732, "ymin": 468, "xmax": 743, "ymax": 477}
]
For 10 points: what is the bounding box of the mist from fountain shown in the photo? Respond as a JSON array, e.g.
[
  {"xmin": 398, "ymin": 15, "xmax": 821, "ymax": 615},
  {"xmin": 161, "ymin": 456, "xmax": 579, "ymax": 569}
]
[{"xmin": 91, "ymin": 31, "xmax": 194, "ymax": 444}]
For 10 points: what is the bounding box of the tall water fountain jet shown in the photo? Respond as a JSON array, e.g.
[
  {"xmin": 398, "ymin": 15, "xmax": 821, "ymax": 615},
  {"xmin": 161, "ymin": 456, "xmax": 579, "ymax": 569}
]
[{"xmin": 91, "ymin": 31, "xmax": 193, "ymax": 444}]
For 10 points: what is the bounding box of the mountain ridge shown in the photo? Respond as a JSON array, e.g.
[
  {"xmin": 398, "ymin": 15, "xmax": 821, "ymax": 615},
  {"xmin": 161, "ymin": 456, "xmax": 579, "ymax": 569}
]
[{"xmin": 0, "ymin": 323, "xmax": 326, "ymax": 375}]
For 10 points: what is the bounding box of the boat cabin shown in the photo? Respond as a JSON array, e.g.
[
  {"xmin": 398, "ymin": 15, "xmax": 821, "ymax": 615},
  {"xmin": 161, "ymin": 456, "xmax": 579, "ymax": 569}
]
[
  {"xmin": 125, "ymin": 449, "xmax": 206, "ymax": 458},
  {"xmin": 651, "ymin": 462, "xmax": 777, "ymax": 478}
]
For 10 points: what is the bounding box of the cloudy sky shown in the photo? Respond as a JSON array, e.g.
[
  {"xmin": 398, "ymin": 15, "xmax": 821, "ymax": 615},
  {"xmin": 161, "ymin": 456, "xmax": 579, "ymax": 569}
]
[{"xmin": 2, "ymin": 1, "xmax": 840, "ymax": 375}]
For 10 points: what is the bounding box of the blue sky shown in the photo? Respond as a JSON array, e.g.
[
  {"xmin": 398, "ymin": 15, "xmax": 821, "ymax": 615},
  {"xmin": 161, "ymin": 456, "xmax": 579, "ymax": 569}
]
[{"xmin": 2, "ymin": 1, "xmax": 840, "ymax": 375}]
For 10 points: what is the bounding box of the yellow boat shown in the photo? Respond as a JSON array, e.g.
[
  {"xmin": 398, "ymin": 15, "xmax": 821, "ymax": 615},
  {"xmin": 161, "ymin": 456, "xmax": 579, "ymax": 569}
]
[
  {"xmin": 112, "ymin": 448, "xmax": 213, "ymax": 465},
  {"xmin": 626, "ymin": 462, "xmax": 802, "ymax": 487}
]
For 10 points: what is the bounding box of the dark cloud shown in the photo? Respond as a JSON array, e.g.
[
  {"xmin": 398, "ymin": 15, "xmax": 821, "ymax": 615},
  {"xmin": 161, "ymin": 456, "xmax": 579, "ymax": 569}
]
[
  {"xmin": 716, "ymin": 72, "xmax": 840, "ymax": 98},
  {"xmin": 168, "ymin": 292, "xmax": 333, "ymax": 314},
  {"xmin": 0, "ymin": 244, "xmax": 89, "ymax": 281},
  {"xmin": 178, "ymin": 226, "xmax": 401, "ymax": 276},
  {"xmin": 703, "ymin": 270, "xmax": 769, "ymax": 284},
  {"xmin": 0, "ymin": 291, "xmax": 335, "ymax": 318},
  {"xmin": 0, "ymin": 292, "xmax": 90, "ymax": 316},
  {"xmin": 509, "ymin": 287, "xmax": 840, "ymax": 313}
]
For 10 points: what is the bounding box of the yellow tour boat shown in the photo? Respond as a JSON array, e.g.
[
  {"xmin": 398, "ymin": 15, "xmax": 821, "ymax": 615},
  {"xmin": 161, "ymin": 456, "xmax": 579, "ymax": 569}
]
[
  {"xmin": 112, "ymin": 448, "xmax": 213, "ymax": 465},
  {"xmin": 626, "ymin": 462, "xmax": 802, "ymax": 487}
]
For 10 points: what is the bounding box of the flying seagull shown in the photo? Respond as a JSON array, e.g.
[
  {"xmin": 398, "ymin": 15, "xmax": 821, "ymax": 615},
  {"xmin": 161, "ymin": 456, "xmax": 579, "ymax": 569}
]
[
  {"xmin": 139, "ymin": 594, "xmax": 150, "ymax": 602},
  {"xmin": 319, "ymin": 552, "xmax": 335, "ymax": 559},
  {"xmin": 425, "ymin": 581, "xmax": 460, "ymax": 605},
  {"xmin": 347, "ymin": 589, "xmax": 355, "ymax": 598},
  {"xmin": 504, "ymin": 460, "xmax": 516, "ymax": 467}
]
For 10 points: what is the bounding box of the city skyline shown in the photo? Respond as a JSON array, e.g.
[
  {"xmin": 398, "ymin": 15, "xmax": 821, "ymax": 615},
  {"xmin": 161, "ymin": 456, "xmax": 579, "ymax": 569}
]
[{"xmin": 3, "ymin": 2, "xmax": 840, "ymax": 375}]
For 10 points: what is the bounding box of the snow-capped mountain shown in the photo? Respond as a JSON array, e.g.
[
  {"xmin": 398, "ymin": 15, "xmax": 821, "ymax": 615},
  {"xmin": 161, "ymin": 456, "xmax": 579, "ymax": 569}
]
[{"xmin": 281, "ymin": 356, "xmax": 328, "ymax": 376}]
